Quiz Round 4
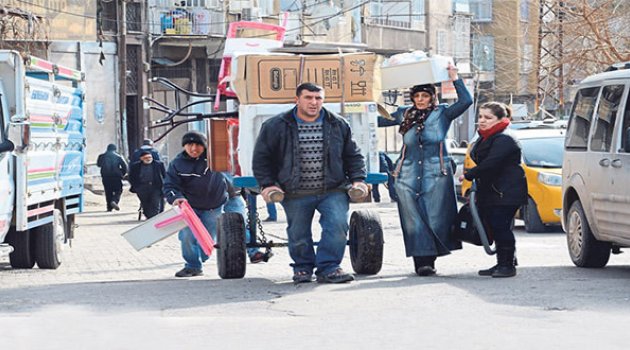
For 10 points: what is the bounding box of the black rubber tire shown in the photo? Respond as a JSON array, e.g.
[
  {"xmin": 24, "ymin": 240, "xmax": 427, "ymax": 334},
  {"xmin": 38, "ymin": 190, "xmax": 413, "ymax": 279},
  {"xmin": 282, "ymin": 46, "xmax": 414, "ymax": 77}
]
[
  {"xmin": 33, "ymin": 210, "xmax": 65, "ymax": 269},
  {"xmin": 5, "ymin": 227, "xmax": 35, "ymax": 269},
  {"xmin": 216, "ymin": 212, "xmax": 247, "ymax": 279},
  {"xmin": 524, "ymin": 197, "xmax": 546, "ymax": 233},
  {"xmin": 566, "ymin": 200, "xmax": 611, "ymax": 268},
  {"xmin": 349, "ymin": 210, "xmax": 384, "ymax": 275}
]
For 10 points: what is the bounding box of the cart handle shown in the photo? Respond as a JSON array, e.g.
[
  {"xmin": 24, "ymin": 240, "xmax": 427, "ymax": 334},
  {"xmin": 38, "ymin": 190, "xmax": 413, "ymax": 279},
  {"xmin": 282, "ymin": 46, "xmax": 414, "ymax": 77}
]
[{"xmin": 469, "ymin": 180, "xmax": 497, "ymax": 255}]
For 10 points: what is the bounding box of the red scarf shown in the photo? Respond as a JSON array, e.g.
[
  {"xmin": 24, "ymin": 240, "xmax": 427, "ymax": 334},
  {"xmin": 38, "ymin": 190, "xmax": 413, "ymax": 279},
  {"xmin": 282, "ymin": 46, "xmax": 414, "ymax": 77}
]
[{"xmin": 478, "ymin": 118, "xmax": 510, "ymax": 140}]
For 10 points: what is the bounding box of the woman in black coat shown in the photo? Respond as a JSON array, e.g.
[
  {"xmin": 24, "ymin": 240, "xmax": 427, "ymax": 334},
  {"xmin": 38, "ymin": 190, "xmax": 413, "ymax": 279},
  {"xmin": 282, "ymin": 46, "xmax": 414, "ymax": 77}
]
[{"xmin": 461, "ymin": 102, "xmax": 527, "ymax": 278}]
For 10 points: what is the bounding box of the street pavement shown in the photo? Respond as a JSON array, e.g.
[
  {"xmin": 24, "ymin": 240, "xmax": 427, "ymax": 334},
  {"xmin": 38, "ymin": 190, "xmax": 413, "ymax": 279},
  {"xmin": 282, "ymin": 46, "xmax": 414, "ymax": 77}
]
[{"xmin": 2, "ymin": 190, "xmax": 630, "ymax": 349}]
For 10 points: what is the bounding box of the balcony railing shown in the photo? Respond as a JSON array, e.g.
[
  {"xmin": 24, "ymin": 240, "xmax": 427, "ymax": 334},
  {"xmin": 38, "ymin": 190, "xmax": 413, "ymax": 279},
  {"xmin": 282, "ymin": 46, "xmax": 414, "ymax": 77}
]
[{"xmin": 149, "ymin": 0, "xmax": 226, "ymax": 36}]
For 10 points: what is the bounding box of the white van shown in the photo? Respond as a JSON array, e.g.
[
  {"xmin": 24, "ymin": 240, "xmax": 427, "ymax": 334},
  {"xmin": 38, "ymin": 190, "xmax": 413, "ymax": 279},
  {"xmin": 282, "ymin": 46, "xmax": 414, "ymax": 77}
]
[{"xmin": 562, "ymin": 62, "xmax": 630, "ymax": 268}]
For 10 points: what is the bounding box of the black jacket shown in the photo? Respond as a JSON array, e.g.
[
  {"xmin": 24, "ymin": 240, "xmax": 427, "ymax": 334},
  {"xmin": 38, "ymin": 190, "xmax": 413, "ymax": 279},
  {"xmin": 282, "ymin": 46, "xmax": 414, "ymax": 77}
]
[
  {"xmin": 129, "ymin": 160, "xmax": 166, "ymax": 194},
  {"xmin": 97, "ymin": 150, "xmax": 127, "ymax": 178},
  {"xmin": 464, "ymin": 129, "xmax": 527, "ymax": 207},
  {"xmin": 253, "ymin": 107, "xmax": 366, "ymax": 194},
  {"xmin": 163, "ymin": 151, "xmax": 228, "ymax": 210}
]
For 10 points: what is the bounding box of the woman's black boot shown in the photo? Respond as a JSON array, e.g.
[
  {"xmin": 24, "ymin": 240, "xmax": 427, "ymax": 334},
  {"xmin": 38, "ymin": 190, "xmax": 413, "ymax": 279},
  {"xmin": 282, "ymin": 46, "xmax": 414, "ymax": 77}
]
[
  {"xmin": 492, "ymin": 247, "xmax": 516, "ymax": 278},
  {"xmin": 479, "ymin": 249, "xmax": 517, "ymax": 276},
  {"xmin": 413, "ymin": 256, "xmax": 436, "ymax": 276}
]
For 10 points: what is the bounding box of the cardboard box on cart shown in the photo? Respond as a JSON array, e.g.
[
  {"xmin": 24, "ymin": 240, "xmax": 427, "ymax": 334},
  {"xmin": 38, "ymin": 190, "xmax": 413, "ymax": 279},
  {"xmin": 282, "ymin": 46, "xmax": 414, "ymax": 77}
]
[{"xmin": 230, "ymin": 52, "xmax": 376, "ymax": 104}]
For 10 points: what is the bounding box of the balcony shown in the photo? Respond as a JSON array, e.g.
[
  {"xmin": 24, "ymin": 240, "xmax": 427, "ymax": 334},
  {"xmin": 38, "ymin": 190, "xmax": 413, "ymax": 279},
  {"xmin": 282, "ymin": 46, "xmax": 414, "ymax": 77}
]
[{"xmin": 148, "ymin": 0, "xmax": 226, "ymax": 37}]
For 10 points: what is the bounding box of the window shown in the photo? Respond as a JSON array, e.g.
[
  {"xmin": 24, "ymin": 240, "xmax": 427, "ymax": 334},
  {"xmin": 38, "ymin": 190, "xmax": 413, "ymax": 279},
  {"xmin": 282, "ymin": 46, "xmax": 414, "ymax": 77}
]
[
  {"xmin": 452, "ymin": 0, "xmax": 470, "ymax": 13},
  {"xmin": 566, "ymin": 87, "xmax": 599, "ymax": 151},
  {"xmin": 590, "ymin": 85, "xmax": 624, "ymax": 152},
  {"xmin": 453, "ymin": 15, "xmax": 470, "ymax": 61},
  {"xmin": 470, "ymin": 0, "xmax": 491, "ymax": 22},
  {"xmin": 367, "ymin": 0, "xmax": 424, "ymax": 30},
  {"xmin": 472, "ymin": 35, "xmax": 494, "ymax": 71},
  {"xmin": 520, "ymin": 0, "xmax": 529, "ymax": 21},
  {"xmin": 97, "ymin": 0, "xmax": 118, "ymax": 33}
]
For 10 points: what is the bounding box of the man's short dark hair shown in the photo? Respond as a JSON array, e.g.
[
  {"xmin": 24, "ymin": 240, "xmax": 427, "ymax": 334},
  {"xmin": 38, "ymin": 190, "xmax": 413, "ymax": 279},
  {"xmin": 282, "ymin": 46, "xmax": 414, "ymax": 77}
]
[{"xmin": 296, "ymin": 83, "xmax": 323, "ymax": 97}]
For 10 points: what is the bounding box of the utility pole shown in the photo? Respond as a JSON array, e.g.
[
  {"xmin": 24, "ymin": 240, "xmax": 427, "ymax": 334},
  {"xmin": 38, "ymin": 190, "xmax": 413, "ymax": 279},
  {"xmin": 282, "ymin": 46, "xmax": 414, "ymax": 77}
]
[{"xmin": 536, "ymin": 0, "xmax": 565, "ymax": 118}]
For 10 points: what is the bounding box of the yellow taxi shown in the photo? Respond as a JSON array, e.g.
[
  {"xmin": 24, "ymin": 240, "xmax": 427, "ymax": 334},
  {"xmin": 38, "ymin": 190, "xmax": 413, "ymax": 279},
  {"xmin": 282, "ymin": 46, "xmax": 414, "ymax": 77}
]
[{"xmin": 461, "ymin": 127, "xmax": 566, "ymax": 232}]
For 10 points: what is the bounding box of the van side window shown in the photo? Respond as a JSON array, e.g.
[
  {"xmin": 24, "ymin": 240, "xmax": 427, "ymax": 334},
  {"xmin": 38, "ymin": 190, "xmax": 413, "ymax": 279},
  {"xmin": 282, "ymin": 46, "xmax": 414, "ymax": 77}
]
[
  {"xmin": 590, "ymin": 85, "xmax": 624, "ymax": 152},
  {"xmin": 0, "ymin": 91, "xmax": 5, "ymax": 142},
  {"xmin": 621, "ymin": 92, "xmax": 630, "ymax": 153},
  {"xmin": 566, "ymin": 87, "xmax": 599, "ymax": 151}
]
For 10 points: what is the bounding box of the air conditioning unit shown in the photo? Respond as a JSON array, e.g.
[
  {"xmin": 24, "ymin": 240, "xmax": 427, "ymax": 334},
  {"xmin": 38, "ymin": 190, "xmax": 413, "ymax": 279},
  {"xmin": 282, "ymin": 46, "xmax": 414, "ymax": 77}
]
[{"xmin": 241, "ymin": 7, "xmax": 260, "ymax": 21}]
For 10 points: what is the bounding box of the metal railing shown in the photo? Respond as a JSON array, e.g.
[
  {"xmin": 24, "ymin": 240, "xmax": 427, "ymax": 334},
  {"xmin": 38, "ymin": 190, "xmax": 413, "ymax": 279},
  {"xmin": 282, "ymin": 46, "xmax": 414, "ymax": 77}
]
[{"xmin": 148, "ymin": 1, "xmax": 226, "ymax": 36}]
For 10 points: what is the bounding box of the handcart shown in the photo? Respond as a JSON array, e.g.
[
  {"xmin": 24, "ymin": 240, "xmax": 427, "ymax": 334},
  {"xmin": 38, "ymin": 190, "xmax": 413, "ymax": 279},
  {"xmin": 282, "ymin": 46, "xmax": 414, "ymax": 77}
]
[{"xmin": 143, "ymin": 19, "xmax": 387, "ymax": 279}]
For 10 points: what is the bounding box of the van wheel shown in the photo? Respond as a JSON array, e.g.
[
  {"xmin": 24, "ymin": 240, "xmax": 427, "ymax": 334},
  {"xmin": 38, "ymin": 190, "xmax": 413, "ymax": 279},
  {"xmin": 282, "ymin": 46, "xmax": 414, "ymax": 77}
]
[
  {"xmin": 524, "ymin": 198, "xmax": 546, "ymax": 233},
  {"xmin": 5, "ymin": 227, "xmax": 35, "ymax": 269},
  {"xmin": 566, "ymin": 201, "xmax": 611, "ymax": 268},
  {"xmin": 216, "ymin": 212, "xmax": 246, "ymax": 279},
  {"xmin": 34, "ymin": 209, "xmax": 65, "ymax": 269}
]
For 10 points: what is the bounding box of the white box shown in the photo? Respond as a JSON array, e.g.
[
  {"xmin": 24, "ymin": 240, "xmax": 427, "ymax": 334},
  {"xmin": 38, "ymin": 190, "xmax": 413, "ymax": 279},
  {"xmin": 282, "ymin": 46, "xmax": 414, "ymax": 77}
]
[
  {"xmin": 380, "ymin": 56, "xmax": 453, "ymax": 90},
  {"xmin": 238, "ymin": 102, "xmax": 379, "ymax": 177},
  {"xmin": 121, "ymin": 207, "xmax": 188, "ymax": 251}
]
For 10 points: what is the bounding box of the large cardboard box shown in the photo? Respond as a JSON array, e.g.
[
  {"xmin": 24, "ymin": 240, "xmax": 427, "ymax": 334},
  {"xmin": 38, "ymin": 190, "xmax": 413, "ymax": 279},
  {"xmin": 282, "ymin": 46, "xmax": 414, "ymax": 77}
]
[
  {"xmin": 231, "ymin": 53, "xmax": 375, "ymax": 104},
  {"xmin": 380, "ymin": 55, "xmax": 453, "ymax": 90}
]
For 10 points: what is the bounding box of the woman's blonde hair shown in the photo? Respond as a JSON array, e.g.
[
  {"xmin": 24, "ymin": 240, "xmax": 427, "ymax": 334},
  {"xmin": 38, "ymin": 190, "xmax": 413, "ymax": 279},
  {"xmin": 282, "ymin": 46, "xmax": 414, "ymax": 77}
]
[{"xmin": 479, "ymin": 102, "xmax": 512, "ymax": 120}]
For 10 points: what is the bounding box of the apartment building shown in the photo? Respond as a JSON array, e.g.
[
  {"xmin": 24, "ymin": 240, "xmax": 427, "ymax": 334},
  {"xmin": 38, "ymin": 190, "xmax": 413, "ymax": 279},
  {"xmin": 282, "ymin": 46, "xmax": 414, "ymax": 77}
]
[{"xmin": 470, "ymin": 0, "xmax": 539, "ymax": 116}]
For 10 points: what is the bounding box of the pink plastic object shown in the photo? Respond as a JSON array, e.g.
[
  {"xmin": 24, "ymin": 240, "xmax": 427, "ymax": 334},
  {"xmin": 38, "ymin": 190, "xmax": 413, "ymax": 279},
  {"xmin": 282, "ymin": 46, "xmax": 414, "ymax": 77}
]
[
  {"xmin": 154, "ymin": 201, "xmax": 215, "ymax": 256},
  {"xmin": 214, "ymin": 16, "xmax": 288, "ymax": 110}
]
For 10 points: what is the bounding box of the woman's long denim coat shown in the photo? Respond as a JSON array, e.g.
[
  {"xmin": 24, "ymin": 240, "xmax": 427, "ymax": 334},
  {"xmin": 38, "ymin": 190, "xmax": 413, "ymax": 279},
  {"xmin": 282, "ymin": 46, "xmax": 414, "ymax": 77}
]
[{"xmin": 393, "ymin": 79, "xmax": 473, "ymax": 257}]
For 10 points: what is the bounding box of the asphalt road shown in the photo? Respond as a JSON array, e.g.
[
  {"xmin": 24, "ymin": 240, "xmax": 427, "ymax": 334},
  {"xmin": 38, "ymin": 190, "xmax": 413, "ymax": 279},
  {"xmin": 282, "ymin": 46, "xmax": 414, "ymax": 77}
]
[{"xmin": 2, "ymin": 190, "xmax": 630, "ymax": 350}]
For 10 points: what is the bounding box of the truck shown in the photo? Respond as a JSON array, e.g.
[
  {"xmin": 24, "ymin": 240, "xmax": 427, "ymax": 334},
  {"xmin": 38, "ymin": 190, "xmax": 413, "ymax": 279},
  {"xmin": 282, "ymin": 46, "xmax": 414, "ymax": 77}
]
[{"xmin": 0, "ymin": 50, "xmax": 86, "ymax": 269}]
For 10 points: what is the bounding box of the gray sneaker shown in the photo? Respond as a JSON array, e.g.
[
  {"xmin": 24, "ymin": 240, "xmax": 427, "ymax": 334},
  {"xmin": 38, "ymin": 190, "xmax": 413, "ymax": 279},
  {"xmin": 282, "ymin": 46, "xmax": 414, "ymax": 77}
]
[
  {"xmin": 175, "ymin": 267, "xmax": 203, "ymax": 278},
  {"xmin": 316, "ymin": 268, "xmax": 355, "ymax": 283}
]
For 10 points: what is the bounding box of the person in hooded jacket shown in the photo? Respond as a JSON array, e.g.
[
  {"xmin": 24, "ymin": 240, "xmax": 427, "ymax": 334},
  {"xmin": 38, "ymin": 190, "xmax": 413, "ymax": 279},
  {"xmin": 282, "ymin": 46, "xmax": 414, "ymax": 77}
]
[
  {"xmin": 163, "ymin": 131, "xmax": 228, "ymax": 278},
  {"xmin": 461, "ymin": 102, "xmax": 527, "ymax": 278},
  {"xmin": 128, "ymin": 150, "xmax": 166, "ymax": 219},
  {"xmin": 392, "ymin": 64, "xmax": 473, "ymax": 276},
  {"xmin": 97, "ymin": 144, "xmax": 128, "ymax": 212}
]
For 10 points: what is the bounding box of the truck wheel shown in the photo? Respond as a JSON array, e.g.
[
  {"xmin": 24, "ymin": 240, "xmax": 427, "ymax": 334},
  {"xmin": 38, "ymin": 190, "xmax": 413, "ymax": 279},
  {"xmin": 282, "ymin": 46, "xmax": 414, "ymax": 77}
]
[
  {"xmin": 216, "ymin": 212, "xmax": 246, "ymax": 279},
  {"xmin": 349, "ymin": 210, "xmax": 384, "ymax": 275},
  {"xmin": 5, "ymin": 227, "xmax": 35, "ymax": 269},
  {"xmin": 566, "ymin": 201, "xmax": 611, "ymax": 268},
  {"xmin": 33, "ymin": 209, "xmax": 65, "ymax": 269},
  {"xmin": 524, "ymin": 197, "xmax": 546, "ymax": 233}
]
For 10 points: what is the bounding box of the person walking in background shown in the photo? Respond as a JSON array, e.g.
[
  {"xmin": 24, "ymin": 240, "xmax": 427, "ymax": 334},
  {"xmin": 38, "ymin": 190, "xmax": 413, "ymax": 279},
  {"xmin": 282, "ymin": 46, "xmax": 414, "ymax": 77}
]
[
  {"xmin": 130, "ymin": 138, "xmax": 161, "ymax": 163},
  {"xmin": 372, "ymin": 151, "xmax": 398, "ymax": 203},
  {"xmin": 253, "ymin": 83, "xmax": 368, "ymax": 284},
  {"xmin": 392, "ymin": 64, "xmax": 472, "ymax": 276},
  {"xmin": 163, "ymin": 131, "xmax": 228, "ymax": 278},
  {"xmin": 97, "ymin": 144, "xmax": 127, "ymax": 212},
  {"xmin": 128, "ymin": 150, "xmax": 166, "ymax": 219},
  {"xmin": 460, "ymin": 102, "xmax": 527, "ymax": 278},
  {"xmin": 263, "ymin": 202, "xmax": 277, "ymax": 222}
]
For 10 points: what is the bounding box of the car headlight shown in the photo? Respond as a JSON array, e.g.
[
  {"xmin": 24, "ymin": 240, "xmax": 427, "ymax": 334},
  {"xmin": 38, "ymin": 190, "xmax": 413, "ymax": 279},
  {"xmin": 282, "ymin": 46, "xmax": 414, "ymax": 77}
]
[{"xmin": 538, "ymin": 172, "xmax": 562, "ymax": 186}]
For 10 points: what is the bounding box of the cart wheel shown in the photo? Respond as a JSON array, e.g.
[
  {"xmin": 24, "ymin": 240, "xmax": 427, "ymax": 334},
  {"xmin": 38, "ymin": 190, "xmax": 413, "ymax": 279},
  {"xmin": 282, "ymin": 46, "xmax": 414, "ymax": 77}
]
[
  {"xmin": 217, "ymin": 212, "xmax": 247, "ymax": 279},
  {"xmin": 349, "ymin": 210, "xmax": 384, "ymax": 275}
]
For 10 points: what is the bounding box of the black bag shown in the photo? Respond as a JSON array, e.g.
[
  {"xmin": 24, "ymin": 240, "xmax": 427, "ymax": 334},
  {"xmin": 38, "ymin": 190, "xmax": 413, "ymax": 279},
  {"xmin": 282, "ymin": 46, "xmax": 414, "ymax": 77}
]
[{"xmin": 451, "ymin": 203, "xmax": 493, "ymax": 246}]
